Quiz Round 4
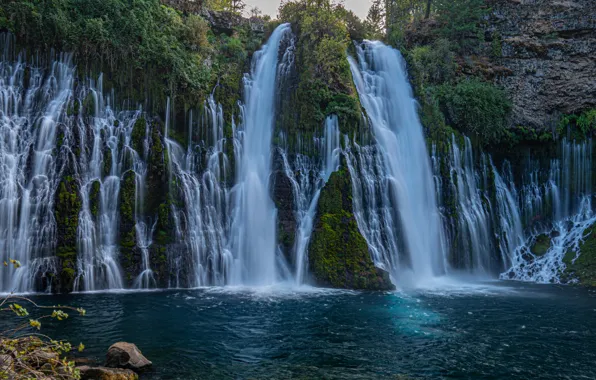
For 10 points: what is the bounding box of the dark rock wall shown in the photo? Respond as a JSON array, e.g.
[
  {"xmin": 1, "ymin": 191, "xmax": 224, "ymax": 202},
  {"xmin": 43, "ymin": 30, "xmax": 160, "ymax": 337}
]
[{"xmin": 489, "ymin": 0, "xmax": 596, "ymax": 128}]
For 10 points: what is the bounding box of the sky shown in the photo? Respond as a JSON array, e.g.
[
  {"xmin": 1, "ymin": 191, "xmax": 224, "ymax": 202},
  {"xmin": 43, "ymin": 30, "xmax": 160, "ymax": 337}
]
[{"xmin": 245, "ymin": 0, "xmax": 372, "ymax": 19}]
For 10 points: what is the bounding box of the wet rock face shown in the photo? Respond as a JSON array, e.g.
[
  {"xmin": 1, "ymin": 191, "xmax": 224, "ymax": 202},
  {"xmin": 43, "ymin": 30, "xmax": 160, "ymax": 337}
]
[
  {"xmin": 489, "ymin": 0, "xmax": 596, "ymax": 128},
  {"xmin": 308, "ymin": 167, "xmax": 395, "ymax": 291}
]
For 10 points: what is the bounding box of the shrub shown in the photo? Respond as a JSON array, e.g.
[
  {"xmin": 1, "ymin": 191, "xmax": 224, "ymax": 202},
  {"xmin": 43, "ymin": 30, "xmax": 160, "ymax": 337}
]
[
  {"xmin": 408, "ymin": 38, "xmax": 455, "ymax": 88},
  {"xmin": 434, "ymin": 79, "xmax": 511, "ymax": 144}
]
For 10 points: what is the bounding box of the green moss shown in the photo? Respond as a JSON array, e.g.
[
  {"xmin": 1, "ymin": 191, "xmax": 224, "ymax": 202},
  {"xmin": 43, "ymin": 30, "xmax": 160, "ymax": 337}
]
[
  {"xmin": 131, "ymin": 117, "xmax": 146, "ymax": 153},
  {"xmin": 564, "ymin": 224, "xmax": 596, "ymax": 287},
  {"xmin": 120, "ymin": 171, "xmax": 136, "ymax": 227},
  {"xmin": 308, "ymin": 166, "xmax": 394, "ymax": 291},
  {"xmin": 103, "ymin": 148, "xmax": 112, "ymax": 176},
  {"xmin": 530, "ymin": 234, "xmax": 551, "ymax": 257},
  {"xmin": 89, "ymin": 180, "xmax": 101, "ymax": 218},
  {"xmin": 54, "ymin": 175, "xmax": 82, "ymax": 293},
  {"xmin": 277, "ymin": 1, "xmax": 363, "ymax": 139},
  {"xmin": 83, "ymin": 92, "xmax": 95, "ymax": 116}
]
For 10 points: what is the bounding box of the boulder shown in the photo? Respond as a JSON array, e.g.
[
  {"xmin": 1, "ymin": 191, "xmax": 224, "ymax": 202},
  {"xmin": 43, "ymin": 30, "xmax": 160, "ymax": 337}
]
[
  {"xmin": 78, "ymin": 365, "xmax": 138, "ymax": 380},
  {"xmin": 105, "ymin": 342, "xmax": 152, "ymax": 372}
]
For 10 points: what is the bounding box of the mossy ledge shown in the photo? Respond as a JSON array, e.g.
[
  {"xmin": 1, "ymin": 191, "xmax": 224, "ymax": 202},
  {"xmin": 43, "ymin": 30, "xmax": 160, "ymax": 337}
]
[
  {"xmin": 308, "ymin": 165, "xmax": 394, "ymax": 291},
  {"xmin": 564, "ymin": 223, "xmax": 596, "ymax": 287}
]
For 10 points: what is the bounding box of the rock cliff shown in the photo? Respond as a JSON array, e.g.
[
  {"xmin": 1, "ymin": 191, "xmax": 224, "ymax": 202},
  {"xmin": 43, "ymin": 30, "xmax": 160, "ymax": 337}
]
[{"xmin": 489, "ymin": 0, "xmax": 596, "ymax": 128}]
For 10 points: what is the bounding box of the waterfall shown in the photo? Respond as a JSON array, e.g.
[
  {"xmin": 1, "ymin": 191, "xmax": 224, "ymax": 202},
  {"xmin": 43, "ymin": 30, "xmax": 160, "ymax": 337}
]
[
  {"xmin": 230, "ymin": 23, "xmax": 292, "ymax": 286},
  {"xmin": 166, "ymin": 96, "xmax": 233, "ymax": 287},
  {"xmin": 0, "ymin": 36, "xmax": 74, "ymax": 293},
  {"xmin": 323, "ymin": 115, "xmax": 341, "ymax": 181},
  {"xmin": 502, "ymin": 139, "xmax": 594, "ymax": 283},
  {"xmin": 73, "ymin": 75, "xmax": 144, "ymax": 291},
  {"xmin": 280, "ymin": 115, "xmax": 341, "ymax": 285},
  {"xmin": 348, "ymin": 41, "xmax": 448, "ymax": 285},
  {"xmin": 344, "ymin": 141, "xmax": 399, "ymax": 278},
  {"xmin": 132, "ymin": 114, "xmax": 156, "ymax": 289},
  {"xmin": 447, "ymin": 136, "xmax": 495, "ymax": 273}
]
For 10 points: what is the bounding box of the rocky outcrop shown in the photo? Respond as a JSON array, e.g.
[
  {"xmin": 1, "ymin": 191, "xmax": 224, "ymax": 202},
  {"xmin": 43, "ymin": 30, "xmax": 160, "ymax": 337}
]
[
  {"xmin": 78, "ymin": 366, "xmax": 138, "ymax": 380},
  {"xmin": 308, "ymin": 166, "xmax": 395, "ymax": 291},
  {"xmin": 105, "ymin": 342, "xmax": 152, "ymax": 372},
  {"xmin": 488, "ymin": 0, "xmax": 596, "ymax": 128}
]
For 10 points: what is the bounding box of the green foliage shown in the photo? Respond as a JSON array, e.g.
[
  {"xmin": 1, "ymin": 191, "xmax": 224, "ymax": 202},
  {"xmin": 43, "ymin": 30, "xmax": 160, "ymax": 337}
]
[
  {"xmin": 434, "ymin": 0, "xmax": 487, "ymax": 53},
  {"xmin": 559, "ymin": 109, "xmax": 596, "ymax": 138},
  {"xmin": 433, "ymin": 79, "xmax": 511, "ymax": 145},
  {"xmin": 365, "ymin": 0, "xmax": 385, "ymax": 39},
  {"xmin": 278, "ymin": 0, "xmax": 362, "ymax": 135},
  {"xmin": 387, "ymin": 0, "xmax": 428, "ymax": 32},
  {"xmin": 0, "ymin": 272, "xmax": 86, "ymax": 379},
  {"xmin": 184, "ymin": 14, "xmax": 210, "ymax": 52},
  {"xmin": 1, "ymin": 0, "xmax": 221, "ymax": 107},
  {"xmin": 206, "ymin": 0, "xmax": 246, "ymax": 13},
  {"xmin": 407, "ymin": 38, "xmax": 455, "ymax": 88}
]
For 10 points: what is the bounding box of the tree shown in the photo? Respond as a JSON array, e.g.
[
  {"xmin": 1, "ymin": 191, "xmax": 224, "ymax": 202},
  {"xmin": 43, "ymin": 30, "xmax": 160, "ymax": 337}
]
[
  {"xmin": 230, "ymin": 0, "xmax": 246, "ymax": 14},
  {"xmin": 366, "ymin": 0, "xmax": 386, "ymax": 38},
  {"xmin": 250, "ymin": 6, "xmax": 262, "ymax": 18},
  {"xmin": 425, "ymin": 0, "xmax": 432, "ymax": 19}
]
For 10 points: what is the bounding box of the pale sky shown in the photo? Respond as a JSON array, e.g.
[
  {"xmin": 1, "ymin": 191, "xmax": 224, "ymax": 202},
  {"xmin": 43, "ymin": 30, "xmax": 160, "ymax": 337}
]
[{"xmin": 245, "ymin": 0, "xmax": 372, "ymax": 19}]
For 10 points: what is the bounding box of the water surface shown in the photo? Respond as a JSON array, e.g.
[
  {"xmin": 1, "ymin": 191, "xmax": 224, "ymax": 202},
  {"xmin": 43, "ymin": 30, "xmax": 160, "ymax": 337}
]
[{"xmin": 19, "ymin": 282, "xmax": 596, "ymax": 379}]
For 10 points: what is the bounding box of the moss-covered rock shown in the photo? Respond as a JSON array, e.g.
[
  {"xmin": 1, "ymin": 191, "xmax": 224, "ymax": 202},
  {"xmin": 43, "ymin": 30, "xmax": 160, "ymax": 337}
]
[
  {"xmin": 131, "ymin": 117, "xmax": 147, "ymax": 154},
  {"xmin": 119, "ymin": 171, "xmax": 139, "ymax": 286},
  {"xmin": 530, "ymin": 234, "xmax": 551, "ymax": 257},
  {"xmin": 563, "ymin": 224, "xmax": 596, "ymax": 287},
  {"xmin": 54, "ymin": 175, "xmax": 81, "ymax": 293},
  {"xmin": 308, "ymin": 166, "xmax": 394, "ymax": 291},
  {"xmin": 277, "ymin": 1, "xmax": 364, "ymax": 144}
]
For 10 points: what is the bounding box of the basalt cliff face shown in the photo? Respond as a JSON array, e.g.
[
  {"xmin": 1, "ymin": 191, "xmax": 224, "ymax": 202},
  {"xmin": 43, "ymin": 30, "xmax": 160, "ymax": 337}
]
[{"xmin": 489, "ymin": 0, "xmax": 596, "ymax": 129}]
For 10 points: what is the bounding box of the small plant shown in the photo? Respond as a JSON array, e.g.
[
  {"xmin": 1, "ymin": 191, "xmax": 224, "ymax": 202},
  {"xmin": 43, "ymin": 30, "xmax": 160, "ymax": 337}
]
[
  {"xmin": 1, "ymin": 260, "xmax": 86, "ymax": 379},
  {"xmin": 559, "ymin": 109, "xmax": 596, "ymax": 138}
]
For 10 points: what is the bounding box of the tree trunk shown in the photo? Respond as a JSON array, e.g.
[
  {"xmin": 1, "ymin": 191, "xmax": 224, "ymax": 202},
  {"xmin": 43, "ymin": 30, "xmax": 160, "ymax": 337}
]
[{"xmin": 425, "ymin": 0, "xmax": 432, "ymax": 19}]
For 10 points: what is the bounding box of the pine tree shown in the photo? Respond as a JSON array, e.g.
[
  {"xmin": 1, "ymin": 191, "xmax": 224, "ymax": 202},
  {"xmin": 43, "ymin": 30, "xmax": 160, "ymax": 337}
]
[{"xmin": 366, "ymin": 0, "xmax": 386, "ymax": 38}]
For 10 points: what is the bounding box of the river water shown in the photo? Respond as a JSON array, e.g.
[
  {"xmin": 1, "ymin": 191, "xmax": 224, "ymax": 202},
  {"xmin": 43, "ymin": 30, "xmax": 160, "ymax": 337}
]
[{"xmin": 16, "ymin": 282, "xmax": 596, "ymax": 379}]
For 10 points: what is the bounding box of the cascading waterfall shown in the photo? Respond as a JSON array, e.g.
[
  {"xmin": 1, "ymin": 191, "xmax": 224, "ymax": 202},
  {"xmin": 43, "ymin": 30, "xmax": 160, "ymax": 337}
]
[
  {"xmin": 230, "ymin": 23, "xmax": 292, "ymax": 286},
  {"xmin": 344, "ymin": 140, "xmax": 401, "ymax": 279},
  {"xmin": 447, "ymin": 136, "xmax": 495, "ymax": 273},
  {"xmin": 280, "ymin": 115, "xmax": 341, "ymax": 285},
  {"xmin": 73, "ymin": 75, "xmax": 143, "ymax": 291},
  {"xmin": 348, "ymin": 41, "xmax": 448, "ymax": 285},
  {"xmin": 438, "ymin": 134, "xmax": 593, "ymax": 283},
  {"xmin": 491, "ymin": 160, "xmax": 525, "ymax": 270},
  {"xmin": 503, "ymin": 139, "xmax": 594, "ymax": 283},
  {"xmin": 166, "ymin": 96, "xmax": 233, "ymax": 287},
  {"xmin": 443, "ymin": 135, "xmax": 524, "ymax": 274},
  {"xmin": 0, "ymin": 36, "xmax": 74, "ymax": 293},
  {"xmin": 132, "ymin": 115, "xmax": 156, "ymax": 289}
]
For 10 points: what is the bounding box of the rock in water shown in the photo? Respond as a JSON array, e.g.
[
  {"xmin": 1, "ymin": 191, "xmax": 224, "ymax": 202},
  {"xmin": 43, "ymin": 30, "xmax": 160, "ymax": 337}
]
[
  {"xmin": 105, "ymin": 342, "xmax": 152, "ymax": 372},
  {"xmin": 78, "ymin": 366, "xmax": 138, "ymax": 380}
]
